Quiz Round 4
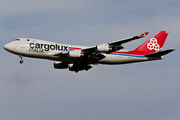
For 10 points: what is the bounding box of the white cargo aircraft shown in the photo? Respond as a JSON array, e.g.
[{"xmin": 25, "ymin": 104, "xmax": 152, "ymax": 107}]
[{"xmin": 4, "ymin": 31, "xmax": 174, "ymax": 72}]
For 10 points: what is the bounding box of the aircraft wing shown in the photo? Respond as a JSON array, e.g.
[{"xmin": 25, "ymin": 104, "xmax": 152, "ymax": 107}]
[
  {"xmin": 81, "ymin": 32, "xmax": 149, "ymax": 53},
  {"xmin": 47, "ymin": 51, "xmax": 68, "ymax": 56},
  {"xmin": 108, "ymin": 32, "xmax": 149, "ymax": 47},
  {"xmin": 51, "ymin": 32, "xmax": 149, "ymax": 62}
]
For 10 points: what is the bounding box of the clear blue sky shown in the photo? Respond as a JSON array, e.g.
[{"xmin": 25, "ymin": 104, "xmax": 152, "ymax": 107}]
[{"xmin": 0, "ymin": 0, "xmax": 180, "ymax": 120}]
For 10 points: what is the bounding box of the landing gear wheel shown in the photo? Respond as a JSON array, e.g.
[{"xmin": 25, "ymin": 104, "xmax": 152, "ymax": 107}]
[
  {"xmin": 19, "ymin": 55, "xmax": 23, "ymax": 64},
  {"xmin": 20, "ymin": 60, "xmax": 23, "ymax": 64}
]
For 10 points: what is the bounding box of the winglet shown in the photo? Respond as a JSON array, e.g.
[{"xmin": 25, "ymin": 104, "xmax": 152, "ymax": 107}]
[{"xmin": 139, "ymin": 32, "xmax": 149, "ymax": 37}]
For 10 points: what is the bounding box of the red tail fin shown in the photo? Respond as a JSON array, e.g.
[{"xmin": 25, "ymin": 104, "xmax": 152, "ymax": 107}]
[{"xmin": 134, "ymin": 31, "xmax": 169, "ymax": 54}]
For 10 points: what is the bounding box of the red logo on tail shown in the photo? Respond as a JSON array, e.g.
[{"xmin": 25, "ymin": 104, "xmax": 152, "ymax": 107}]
[{"xmin": 147, "ymin": 38, "xmax": 160, "ymax": 51}]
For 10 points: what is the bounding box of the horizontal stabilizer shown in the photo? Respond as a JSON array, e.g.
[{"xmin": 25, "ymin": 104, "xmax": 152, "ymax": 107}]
[{"xmin": 145, "ymin": 49, "xmax": 175, "ymax": 57}]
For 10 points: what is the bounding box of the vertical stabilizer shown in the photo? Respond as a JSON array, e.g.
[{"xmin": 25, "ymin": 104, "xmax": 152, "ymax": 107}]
[{"xmin": 134, "ymin": 31, "xmax": 169, "ymax": 54}]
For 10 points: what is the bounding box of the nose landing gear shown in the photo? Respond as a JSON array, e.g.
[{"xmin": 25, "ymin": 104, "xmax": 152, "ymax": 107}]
[
  {"xmin": 20, "ymin": 60, "xmax": 24, "ymax": 64},
  {"xmin": 19, "ymin": 55, "xmax": 24, "ymax": 64}
]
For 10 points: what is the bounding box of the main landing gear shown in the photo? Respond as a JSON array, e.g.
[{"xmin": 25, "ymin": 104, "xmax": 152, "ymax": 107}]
[{"xmin": 19, "ymin": 55, "xmax": 24, "ymax": 64}]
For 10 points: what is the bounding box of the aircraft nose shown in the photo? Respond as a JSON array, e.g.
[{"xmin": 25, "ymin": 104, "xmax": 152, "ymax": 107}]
[
  {"xmin": 3, "ymin": 44, "xmax": 9, "ymax": 50},
  {"xmin": 3, "ymin": 42, "xmax": 15, "ymax": 52}
]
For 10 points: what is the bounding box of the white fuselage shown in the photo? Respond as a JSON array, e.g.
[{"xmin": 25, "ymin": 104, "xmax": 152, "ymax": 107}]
[{"xmin": 4, "ymin": 38, "xmax": 163, "ymax": 65}]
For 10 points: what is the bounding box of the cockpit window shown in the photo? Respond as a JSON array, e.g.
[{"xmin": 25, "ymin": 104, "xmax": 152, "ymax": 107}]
[{"xmin": 15, "ymin": 39, "xmax": 20, "ymax": 41}]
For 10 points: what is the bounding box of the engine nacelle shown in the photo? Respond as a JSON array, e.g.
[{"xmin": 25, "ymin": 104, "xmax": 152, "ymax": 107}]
[
  {"xmin": 96, "ymin": 43, "xmax": 111, "ymax": 52},
  {"xmin": 54, "ymin": 62, "xmax": 68, "ymax": 69},
  {"xmin": 69, "ymin": 64, "xmax": 92, "ymax": 72},
  {"xmin": 68, "ymin": 50, "xmax": 82, "ymax": 58},
  {"xmin": 69, "ymin": 64, "xmax": 83, "ymax": 72}
]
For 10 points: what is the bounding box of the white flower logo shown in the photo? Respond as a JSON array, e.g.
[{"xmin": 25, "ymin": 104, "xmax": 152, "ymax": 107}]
[{"xmin": 147, "ymin": 38, "xmax": 160, "ymax": 51}]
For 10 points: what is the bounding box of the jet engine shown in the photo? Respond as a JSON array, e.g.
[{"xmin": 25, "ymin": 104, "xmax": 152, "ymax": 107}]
[
  {"xmin": 96, "ymin": 43, "xmax": 112, "ymax": 52},
  {"xmin": 69, "ymin": 64, "xmax": 92, "ymax": 72},
  {"xmin": 54, "ymin": 62, "xmax": 68, "ymax": 69},
  {"xmin": 68, "ymin": 50, "xmax": 82, "ymax": 58}
]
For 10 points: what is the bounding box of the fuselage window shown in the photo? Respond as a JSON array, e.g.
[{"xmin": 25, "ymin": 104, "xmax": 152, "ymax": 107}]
[{"xmin": 15, "ymin": 39, "xmax": 20, "ymax": 41}]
